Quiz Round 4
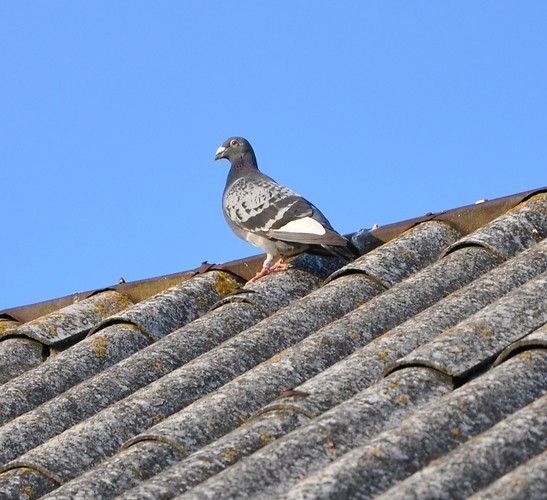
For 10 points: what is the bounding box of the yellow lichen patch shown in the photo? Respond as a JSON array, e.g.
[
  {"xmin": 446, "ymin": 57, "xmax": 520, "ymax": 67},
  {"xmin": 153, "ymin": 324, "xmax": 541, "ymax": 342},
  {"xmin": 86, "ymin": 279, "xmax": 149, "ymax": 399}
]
[
  {"xmin": 91, "ymin": 336, "xmax": 108, "ymax": 358},
  {"xmin": 388, "ymin": 382, "xmax": 397, "ymax": 389},
  {"xmin": 368, "ymin": 447, "xmax": 381, "ymax": 455},
  {"xmin": 518, "ymin": 351, "xmax": 532, "ymax": 360},
  {"xmin": 45, "ymin": 323, "xmax": 57, "ymax": 336},
  {"xmin": 0, "ymin": 318, "xmax": 19, "ymax": 334},
  {"xmin": 403, "ymin": 251, "xmax": 414, "ymax": 263},
  {"xmin": 397, "ymin": 395, "xmax": 407, "ymax": 405},
  {"xmin": 224, "ymin": 447, "xmax": 238, "ymax": 462},
  {"xmin": 349, "ymin": 331, "xmax": 359, "ymax": 342},
  {"xmin": 196, "ymin": 295, "xmax": 210, "ymax": 307},
  {"xmin": 450, "ymin": 427, "xmax": 461, "ymax": 438},
  {"xmin": 214, "ymin": 273, "xmax": 240, "ymax": 296},
  {"xmin": 440, "ymin": 326, "xmax": 456, "ymax": 337},
  {"xmin": 270, "ymin": 354, "xmax": 281, "ymax": 363},
  {"xmin": 259, "ymin": 432, "xmax": 272, "ymax": 443},
  {"xmin": 154, "ymin": 360, "xmax": 164, "ymax": 371},
  {"xmin": 21, "ymin": 485, "xmax": 33, "ymax": 500},
  {"xmin": 153, "ymin": 415, "xmax": 163, "ymax": 425},
  {"xmin": 377, "ymin": 351, "xmax": 388, "ymax": 359},
  {"xmin": 314, "ymin": 337, "xmax": 327, "ymax": 346},
  {"xmin": 479, "ymin": 325, "xmax": 492, "ymax": 337},
  {"xmin": 93, "ymin": 292, "xmax": 131, "ymax": 317}
]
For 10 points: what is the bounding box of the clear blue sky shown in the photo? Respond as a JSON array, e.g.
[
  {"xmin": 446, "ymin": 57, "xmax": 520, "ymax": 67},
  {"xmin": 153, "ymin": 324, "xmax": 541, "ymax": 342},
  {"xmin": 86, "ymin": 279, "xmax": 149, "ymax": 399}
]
[{"xmin": 1, "ymin": 2, "xmax": 546, "ymax": 310}]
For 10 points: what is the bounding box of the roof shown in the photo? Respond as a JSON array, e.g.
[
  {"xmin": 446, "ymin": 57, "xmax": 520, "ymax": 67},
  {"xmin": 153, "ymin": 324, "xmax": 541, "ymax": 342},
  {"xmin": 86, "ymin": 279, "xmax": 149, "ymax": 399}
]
[{"xmin": 0, "ymin": 187, "xmax": 546, "ymax": 499}]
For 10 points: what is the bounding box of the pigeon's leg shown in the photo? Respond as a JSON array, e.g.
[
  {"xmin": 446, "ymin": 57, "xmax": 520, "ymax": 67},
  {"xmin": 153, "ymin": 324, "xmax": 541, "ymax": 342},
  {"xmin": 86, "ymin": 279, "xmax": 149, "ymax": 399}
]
[{"xmin": 245, "ymin": 258, "xmax": 274, "ymax": 285}]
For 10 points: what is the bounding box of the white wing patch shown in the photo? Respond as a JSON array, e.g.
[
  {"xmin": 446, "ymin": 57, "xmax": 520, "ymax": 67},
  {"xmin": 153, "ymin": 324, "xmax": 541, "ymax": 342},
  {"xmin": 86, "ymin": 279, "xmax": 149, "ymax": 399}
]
[{"xmin": 275, "ymin": 217, "xmax": 326, "ymax": 236}]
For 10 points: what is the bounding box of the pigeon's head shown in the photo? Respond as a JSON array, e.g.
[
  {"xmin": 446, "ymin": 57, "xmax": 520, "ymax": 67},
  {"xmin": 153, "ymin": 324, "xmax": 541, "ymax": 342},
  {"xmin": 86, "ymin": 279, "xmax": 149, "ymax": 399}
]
[{"xmin": 214, "ymin": 137, "xmax": 257, "ymax": 167}]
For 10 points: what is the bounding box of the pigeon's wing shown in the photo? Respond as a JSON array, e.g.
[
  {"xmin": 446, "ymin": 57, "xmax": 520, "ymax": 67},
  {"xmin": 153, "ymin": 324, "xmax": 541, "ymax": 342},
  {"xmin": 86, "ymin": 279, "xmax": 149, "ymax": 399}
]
[
  {"xmin": 267, "ymin": 198, "xmax": 349, "ymax": 246},
  {"xmin": 223, "ymin": 174, "xmax": 348, "ymax": 247},
  {"xmin": 223, "ymin": 175, "xmax": 302, "ymax": 235}
]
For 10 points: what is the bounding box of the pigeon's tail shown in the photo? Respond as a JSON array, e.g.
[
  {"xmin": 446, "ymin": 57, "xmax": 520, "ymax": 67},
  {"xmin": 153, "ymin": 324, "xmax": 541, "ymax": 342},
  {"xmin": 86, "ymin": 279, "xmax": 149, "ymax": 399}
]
[{"xmin": 319, "ymin": 238, "xmax": 360, "ymax": 261}]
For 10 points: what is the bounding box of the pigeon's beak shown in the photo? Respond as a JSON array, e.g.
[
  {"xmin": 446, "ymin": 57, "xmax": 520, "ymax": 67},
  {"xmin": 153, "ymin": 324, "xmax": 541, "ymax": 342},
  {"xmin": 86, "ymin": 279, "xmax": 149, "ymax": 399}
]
[{"xmin": 214, "ymin": 146, "xmax": 227, "ymax": 161}]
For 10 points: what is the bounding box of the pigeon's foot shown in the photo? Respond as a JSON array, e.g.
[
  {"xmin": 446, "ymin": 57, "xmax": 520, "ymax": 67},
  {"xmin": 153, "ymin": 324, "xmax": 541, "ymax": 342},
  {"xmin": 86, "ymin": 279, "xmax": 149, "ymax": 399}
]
[
  {"xmin": 245, "ymin": 257, "xmax": 288, "ymax": 285},
  {"xmin": 269, "ymin": 257, "xmax": 288, "ymax": 272},
  {"xmin": 245, "ymin": 266, "xmax": 272, "ymax": 285}
]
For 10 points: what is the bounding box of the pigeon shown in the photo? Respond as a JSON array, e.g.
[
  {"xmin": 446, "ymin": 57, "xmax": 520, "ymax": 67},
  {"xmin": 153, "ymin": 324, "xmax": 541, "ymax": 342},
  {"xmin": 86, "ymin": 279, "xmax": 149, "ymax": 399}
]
[{"xmin": 215, "ymin": 137, "xmax": 357, "ymax": 284}]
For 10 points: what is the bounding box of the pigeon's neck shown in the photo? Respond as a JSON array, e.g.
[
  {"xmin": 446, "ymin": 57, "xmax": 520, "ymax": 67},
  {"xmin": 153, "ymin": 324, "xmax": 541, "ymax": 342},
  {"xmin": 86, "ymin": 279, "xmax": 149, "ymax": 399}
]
[{"xmin": 226, "ymin": 155, "xmax": 259, "ymax": 185}]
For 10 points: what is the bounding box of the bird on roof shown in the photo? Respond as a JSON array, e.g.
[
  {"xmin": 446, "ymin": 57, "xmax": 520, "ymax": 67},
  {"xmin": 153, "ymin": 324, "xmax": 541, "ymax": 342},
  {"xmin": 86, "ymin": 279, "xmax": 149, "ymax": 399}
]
[{"xmin": 215, "ymin": 136, "xmax": 357, "ymax": 284}]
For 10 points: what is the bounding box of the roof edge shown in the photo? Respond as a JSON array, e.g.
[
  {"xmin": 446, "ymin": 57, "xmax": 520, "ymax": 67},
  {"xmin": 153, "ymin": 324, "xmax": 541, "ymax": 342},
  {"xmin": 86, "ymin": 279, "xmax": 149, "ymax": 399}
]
[{"xmin": 2, "ymin": 187, "xmax": 545, "ymax": 323}]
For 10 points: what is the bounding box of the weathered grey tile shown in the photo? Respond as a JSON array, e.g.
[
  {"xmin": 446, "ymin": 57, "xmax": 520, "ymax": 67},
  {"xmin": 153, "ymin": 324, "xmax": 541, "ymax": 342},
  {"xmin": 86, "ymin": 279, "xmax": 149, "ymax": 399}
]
[
  {"xmin": 378, "ymin": 394, "xmax": 547, "ymax": 499},
  {"xmin": 166, "ymin": 367, "xmax": 451, "ymax": 500},
  {"xmin": 298, "ymin": 237, "xmax": 547, "ymax": 416},
  {"xmin": 387, "ymin": 270, "xmax": 547, "ymax": 380},
  {"xmin": 444, "ymin": 193, "xmax": 547, "ymax": 259},
  {"xmin": 0, "ymin": 271, "xmax": 240, "ymax": 429},
  {"xmin": 1, "ymin": 290, "xmax": 132, "ymax": 346},
  {"xmin": 0, "ymin": 338, "xmax": 44, "ymax": 384},
  {"xmin": 42, "ymin": 441, "xmax": 185, "ymax": 500},
  {"xmin": 470, "ymin": 448, "xmax": 547, "ymax": 500},
  {"xmin": 121, "ymin": 222, "xmax": 460, "ymax": 447},
  {"xmin": 0, "ymin": 323, "xmax": 150, "ymax": 429},
  {"xmin": 495, "ymin": 321, "xmax": 547, "ymax": 364},
  {"xmin": 62, "ymin": 238, "xmax": 496, "ymax": 498},
  {"xmin": 233, "ymin": 245, "xmax": 503, "ymax": 425},
  {"xmin": 1, "ymin": 191, "xmax": 544, "ymax": 500},
  {"xmin": 118, "ymin": 414, "xmax": 308, "ymax": 500},
  {"xmin": 0, "ymin": 467, "xmax": 59, "ymax": 500},
  {"xmin": 44, "ymin": 275, "xmax": 383, "ymax": 499},
  {"xmin": 0, "ymin": 260, "xmax": 353, "ymax": 496},
  {"xmin": 161, "ymin": 225, "xmax": 538, "ymax": 499},
  {"xmin": 25, "ymin": 221, "xmax": 460, "ymax": 498},
  {"xmin": 0, "ymin": 265, "xmax": 320, "ymax": 468},
  {"xmin": 90, "ymin": 271, "xmax": 241, "ymax": 340},
  {"xmin": 281, "ymin": 349, "xmax": 547, "ymax": 500},
  {"xmin": 210, "ymin": 253, "xmax": 334, "ymax": 314},
  {"xmin": 11, "ymin": 275, "xmax": 380, "ymax": 495},
  {"xmin": 329, "ymin": 221, "xmax": 460, "ymax": 286}
]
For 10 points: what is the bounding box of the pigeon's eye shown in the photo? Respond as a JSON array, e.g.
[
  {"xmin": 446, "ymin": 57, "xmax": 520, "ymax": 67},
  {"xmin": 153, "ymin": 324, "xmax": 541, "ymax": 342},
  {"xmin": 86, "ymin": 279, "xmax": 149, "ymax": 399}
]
[{"xmin": 230, "ymin": 139, "xmax": 239, "ymax": 147}]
